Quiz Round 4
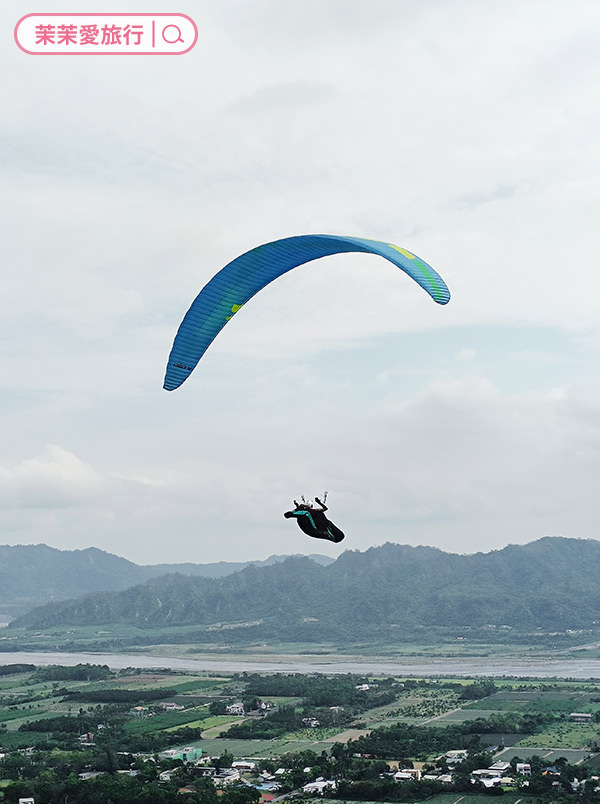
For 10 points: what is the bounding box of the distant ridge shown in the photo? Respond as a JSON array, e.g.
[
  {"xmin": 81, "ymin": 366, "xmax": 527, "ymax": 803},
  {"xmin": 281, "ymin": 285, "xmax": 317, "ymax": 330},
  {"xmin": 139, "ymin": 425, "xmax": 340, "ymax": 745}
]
[
  {"xmin": 10, "ymin": 537, "xmax": 600, "ymax": 642},
  {"xmin": 0, "ymin": 544, "xmax": 333, "ymax": 620},
  {"xmin": 140, "ymin": 553, "xmax": 334, "ymax": 579}
]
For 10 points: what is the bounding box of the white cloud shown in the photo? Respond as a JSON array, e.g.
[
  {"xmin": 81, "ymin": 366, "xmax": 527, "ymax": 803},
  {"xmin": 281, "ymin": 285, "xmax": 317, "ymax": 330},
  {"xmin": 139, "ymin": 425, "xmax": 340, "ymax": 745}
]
[
  {"xmin": 0, "ymin": 445, "xmax": 104, "ymax": 509},
  {"xmin": 456, "ymin": 349, "xmax": 477, "ymax": 362},
  {"xmin": 1, "ymin": 0, "xmax": 600, "ymax": 562}
]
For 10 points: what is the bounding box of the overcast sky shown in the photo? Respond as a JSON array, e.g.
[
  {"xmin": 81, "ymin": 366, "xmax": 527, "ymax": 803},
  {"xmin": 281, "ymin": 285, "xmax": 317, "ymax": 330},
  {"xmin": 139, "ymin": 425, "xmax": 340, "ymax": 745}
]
[{"xmin": 2, "ymin": 0, "xmax": 600, "ymax": 564}]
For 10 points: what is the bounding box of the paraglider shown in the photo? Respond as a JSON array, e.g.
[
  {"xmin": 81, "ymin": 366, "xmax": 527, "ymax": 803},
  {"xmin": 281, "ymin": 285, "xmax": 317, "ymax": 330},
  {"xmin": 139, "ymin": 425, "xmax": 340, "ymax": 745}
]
[
  {"xmin": 284, "ymin": 495, "xmax": 345, "ymax": 543},
  {"xmin": 163, "ymin": 234, "xmax": 451, "ymax": 547},
  {"xmin": 163, "ymin": 234, "xmax": 450, "ymax": 391}
]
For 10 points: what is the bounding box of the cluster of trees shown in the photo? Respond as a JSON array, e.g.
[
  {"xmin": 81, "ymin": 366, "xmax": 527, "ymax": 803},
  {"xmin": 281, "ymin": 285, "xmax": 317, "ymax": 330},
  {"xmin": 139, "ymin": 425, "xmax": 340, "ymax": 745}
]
[
  {"xmin": 19, "ymin": 713, "xmax": 96, "ymax": 734},
  {"xmin": 344, "ymin": 721, "xmax": 480, "ymax": 760},
  {"xmin": 460, "ymin": 711, "xmax": 557, "ymax": 734},
  {"xmin": 237, "ymin": 672, "xmax": 367, "ymax": 701},
  {"xmin": 459, "ymin": 680, "xmax": 498, "ymax": 700},
  {"xmin": 220, "ymin": 673, "xmax": 402, "ymax": 740},
  {"xmin": 225, "ymin": 705, "xmax": 303, "ymax": 740},
  {"xmin": 0, "ymin": 664, "xmax": 35, "ymax": 676},
  {"xmin": 0, "ymin": 760, "xmax": 262, "ymax": 804},
  {"xmin": 33, "ymin": 663, "xmax": 113, "ymax": 682},
  {"xmin": 66, "ymin": 687, "xmax": 176, "ymax": 703}
]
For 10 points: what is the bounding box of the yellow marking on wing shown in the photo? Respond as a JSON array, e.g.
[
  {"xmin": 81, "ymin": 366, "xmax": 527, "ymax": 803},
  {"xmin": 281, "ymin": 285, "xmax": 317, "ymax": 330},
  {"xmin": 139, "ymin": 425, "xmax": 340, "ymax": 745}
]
[
  {"xmin": 388, "ymin": 245, "xmax": 416, "ymax": 259},
  {"xmin": 225, "ymin": 303, "xmax": 244, "ymax": 321}
]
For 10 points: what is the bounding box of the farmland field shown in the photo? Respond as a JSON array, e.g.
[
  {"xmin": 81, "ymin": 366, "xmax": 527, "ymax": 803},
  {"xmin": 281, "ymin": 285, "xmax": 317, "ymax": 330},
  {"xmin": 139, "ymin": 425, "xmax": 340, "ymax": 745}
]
[
  {"xmin": 195, "ymin": 736, "xmax": 338, "ymax": 757},
  {"xmin": 496, "ymin": 746, "xmax": 592, "ymax": 764},
  {"xmin": 462, "ymin": 690, "xmax": 600, "ymax": 713},
  {"xmin": 5, "ymin": 661, "xmax": 600, "ymax": 768},
  {"xmin": 306, "ymin": 796, "xmax": 526, "ymax": 804},
  {"xmin": 514, "ymin": 722, "xmax": 600, "ymax": 750},
  {"xmin": 123, "ymin": 706, "xmax": 212, "ymax": 734},
  {"xmin": 427, "ymin": 708, "xmax": 503, "ymax": 722}
]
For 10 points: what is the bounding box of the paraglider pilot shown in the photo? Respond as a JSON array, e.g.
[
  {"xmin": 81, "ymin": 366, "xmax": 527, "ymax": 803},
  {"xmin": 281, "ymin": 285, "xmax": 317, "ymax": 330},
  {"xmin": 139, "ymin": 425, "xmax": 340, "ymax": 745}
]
[{"xmin": 284, "ymin": 497, "xmax": 345, "ymax": 543}]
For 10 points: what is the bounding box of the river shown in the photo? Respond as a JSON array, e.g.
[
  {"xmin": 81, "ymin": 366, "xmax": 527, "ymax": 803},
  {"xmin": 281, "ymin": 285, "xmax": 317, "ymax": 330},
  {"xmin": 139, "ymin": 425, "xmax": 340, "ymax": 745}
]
[{"xmin": 2, "ymin": 650, "xmax": 600, "ymax": 678}]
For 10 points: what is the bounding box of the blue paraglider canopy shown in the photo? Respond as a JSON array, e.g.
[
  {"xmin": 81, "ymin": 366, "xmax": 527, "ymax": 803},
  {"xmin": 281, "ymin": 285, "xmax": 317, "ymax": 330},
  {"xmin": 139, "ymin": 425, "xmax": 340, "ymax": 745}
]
[{"xmin": 164, "ymin": 234, "xmax": 450, "ymax": 391}]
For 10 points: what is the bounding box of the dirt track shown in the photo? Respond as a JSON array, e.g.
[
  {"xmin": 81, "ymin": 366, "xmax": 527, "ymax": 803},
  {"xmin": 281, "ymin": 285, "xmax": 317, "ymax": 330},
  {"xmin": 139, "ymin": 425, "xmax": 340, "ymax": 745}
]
[{"xmin": 325, "ymin": 728, "xmax": 371, "ymax": 742}]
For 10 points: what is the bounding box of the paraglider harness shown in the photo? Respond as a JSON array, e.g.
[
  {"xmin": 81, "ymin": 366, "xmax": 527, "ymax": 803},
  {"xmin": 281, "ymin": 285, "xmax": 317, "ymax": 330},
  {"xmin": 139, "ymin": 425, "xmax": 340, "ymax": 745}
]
[{"xmin": 284, "ymin": 493, "xmax": 345, "ymax": 543}]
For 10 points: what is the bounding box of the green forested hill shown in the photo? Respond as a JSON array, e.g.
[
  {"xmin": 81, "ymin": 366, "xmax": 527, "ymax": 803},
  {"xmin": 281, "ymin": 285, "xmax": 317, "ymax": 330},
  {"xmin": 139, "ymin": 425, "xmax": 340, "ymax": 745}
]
[
  {"xmin": 10, "ymin": 537, "xmax": 600, "ymax": 639},
  {"xmin": 0, "ymin": 544, "xmax": 332, "ymax": 620}
]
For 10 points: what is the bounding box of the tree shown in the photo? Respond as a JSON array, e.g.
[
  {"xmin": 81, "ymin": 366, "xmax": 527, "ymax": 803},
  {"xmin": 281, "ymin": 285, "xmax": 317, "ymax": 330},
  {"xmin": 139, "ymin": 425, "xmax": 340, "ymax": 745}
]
[
  {"xmin": 222, "ymin": 782, "xmax": 261, "ymax": 804},
  {"xmin": 214, "ymin": 751, "xmax": 233, "ymax": 771}
]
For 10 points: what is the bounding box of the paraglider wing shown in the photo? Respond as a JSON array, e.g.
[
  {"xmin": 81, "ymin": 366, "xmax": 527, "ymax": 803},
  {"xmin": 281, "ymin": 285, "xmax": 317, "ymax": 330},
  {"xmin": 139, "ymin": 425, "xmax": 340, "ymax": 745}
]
[{"xmin": 163, "ymin": 234, "xmax": 450, "ymax": 391}]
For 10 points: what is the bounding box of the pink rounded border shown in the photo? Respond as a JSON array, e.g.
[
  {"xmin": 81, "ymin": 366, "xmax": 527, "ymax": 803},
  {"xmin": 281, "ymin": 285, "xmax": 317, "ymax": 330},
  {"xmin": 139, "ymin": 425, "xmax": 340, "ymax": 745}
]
[{"xmin": 14, "ymin": 12, "xmax": 198, "ymax": 55}]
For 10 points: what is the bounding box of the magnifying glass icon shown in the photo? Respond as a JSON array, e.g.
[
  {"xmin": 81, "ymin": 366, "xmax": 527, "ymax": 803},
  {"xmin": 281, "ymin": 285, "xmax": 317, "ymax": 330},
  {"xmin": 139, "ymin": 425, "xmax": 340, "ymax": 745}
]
[{"xmin": 162, "ymin": 24, "xmax": 184, "ymax": 44}]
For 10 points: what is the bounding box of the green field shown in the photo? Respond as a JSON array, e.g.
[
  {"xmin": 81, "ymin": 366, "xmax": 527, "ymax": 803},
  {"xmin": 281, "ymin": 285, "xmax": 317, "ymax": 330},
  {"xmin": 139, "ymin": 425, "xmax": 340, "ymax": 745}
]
[
  {"xmin": 123, "ymin": 705, "xmax": 211, "ymax": 734},
  {"xmin": 191, "ymin": 736, "xmax": 336, "ymax": 757},
  {"xmin": 497, "ymin": 746, "xmax": 592, "ymax": 763},
  {"xmin": 306, "ymin": 795, "xmax": 525, "ymax": 804},
  {"xmin": 166, "ymin": 678, "xmax": 227, "ymax": 693},
  {"xmin": 428, "ymin": 709, "xmax": 503, "ymax": 722},
  {"xmin": 0, "ymin": 731, "xmax": 51, "ymax": 749},
  {"xmin": 463, "ymin": 689, "xmax": 599, "ymax": 713},
  {"xmin": 515, "ymin": 722, "xmax": 600, "ymax": 750},
  {"xmin": 358, "ymin": 691, "xmax": 461, "ymax": 727},
  {"xmin": 165, "ymin": 714, "xmax": 236, "ymax": 733}
]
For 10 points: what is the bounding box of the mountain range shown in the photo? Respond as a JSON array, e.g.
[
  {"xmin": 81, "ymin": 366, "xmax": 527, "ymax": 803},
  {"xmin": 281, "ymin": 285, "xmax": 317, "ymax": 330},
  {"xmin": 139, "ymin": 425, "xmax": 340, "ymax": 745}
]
[
  {"xmin": 9, "ymin": 537, "xmax": 600, "ymax": 644},
  {"xmin": 0, "ymin": 544, "xmax": 333, "ymax": 621}
]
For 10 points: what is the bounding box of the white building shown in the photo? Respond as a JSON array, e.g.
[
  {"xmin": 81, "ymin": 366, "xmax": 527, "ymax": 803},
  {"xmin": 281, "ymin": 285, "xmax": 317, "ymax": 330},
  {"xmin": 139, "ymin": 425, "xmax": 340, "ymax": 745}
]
[
  {"xmin": 445, "ymin": 750, "xmax": 468, "ymax": 765},
  {"xmin": 159, "ymin": 770, "xmax": 176, "ymax": 782},
  {"xmin": 303, "ymin": 780, "xmax": 336, "ymax": 794},
  {"xmin": 472, "ymin": 769, "xmax": 503, "ymax": 780},
  {"xmin": 570, "ymin": 712, "xmax": 593, "ymax": 722},
  {"xmin": 394, "ymin": 769, "xmax": 422, "ymax": 782},
  {"xmin": 489, "ymin": 762, "xmax": 511, "ymax": 773},
  {"xmin": 232, "ymin": 761, "xmax": 257, "ymax": 771},
  {"xmin": 216, "ymin": 769, "xmax": 241, "ymax": 785}
]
